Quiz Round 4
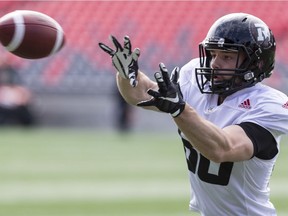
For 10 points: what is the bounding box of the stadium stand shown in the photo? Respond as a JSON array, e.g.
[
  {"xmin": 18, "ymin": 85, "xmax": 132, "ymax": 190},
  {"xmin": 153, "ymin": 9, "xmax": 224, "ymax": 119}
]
[
  {"xmin": 0, "ymin": 1, "xmax": 287, "ymax": 94},
  {"xmin": 0, "ymin": 1, "xmax": 287, "ymax": 128}
]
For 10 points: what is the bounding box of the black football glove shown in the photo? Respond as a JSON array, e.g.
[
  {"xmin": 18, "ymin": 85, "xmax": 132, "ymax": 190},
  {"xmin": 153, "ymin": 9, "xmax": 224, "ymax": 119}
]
[
  {"xmin": 99, "ymin": 35, "xmax": 140, "ymax": 87},
  {"xmin": 137, "ymin": 63, "xmax": 185, "ymax": 118}
]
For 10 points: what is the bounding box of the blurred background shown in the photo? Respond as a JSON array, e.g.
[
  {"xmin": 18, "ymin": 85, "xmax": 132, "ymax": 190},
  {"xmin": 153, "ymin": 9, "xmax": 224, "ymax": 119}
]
[
  {"xmin": 0, "ymin": 1, "xmax": 287, "ymax": 216},
  {"xmin": 0, "ymin": 0, "xmax": 287, "ymax": 131}
]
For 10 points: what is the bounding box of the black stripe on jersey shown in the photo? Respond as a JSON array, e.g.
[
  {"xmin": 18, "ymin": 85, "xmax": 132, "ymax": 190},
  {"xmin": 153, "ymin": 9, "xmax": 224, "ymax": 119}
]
[{"xmin": 238, "ymin": 122, "xmax": 278, "ymax": 160}]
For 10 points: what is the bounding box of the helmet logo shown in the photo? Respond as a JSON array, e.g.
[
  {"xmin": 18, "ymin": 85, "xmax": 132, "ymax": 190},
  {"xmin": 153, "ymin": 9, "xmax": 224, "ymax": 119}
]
[
  {"xmin": 217, "ymin": 38, "xmax": 225, "ymax": 47},
  {"xmin": 254, "ymin": 23, "xmax": 270, "ymax": 42}
]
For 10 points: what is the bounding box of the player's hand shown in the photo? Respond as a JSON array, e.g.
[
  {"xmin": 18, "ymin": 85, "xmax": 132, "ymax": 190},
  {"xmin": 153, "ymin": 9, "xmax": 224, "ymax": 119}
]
[
  {"xmin": 99, "ymin": 35, "xmax": 140, "ymax": 87},
  {"xmin": 137, "ymin": 63, "xmax": 185, "ymax": 118}
]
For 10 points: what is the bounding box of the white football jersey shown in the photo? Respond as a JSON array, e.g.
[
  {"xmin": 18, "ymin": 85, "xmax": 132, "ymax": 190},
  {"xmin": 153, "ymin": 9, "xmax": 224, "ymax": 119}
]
[{"xmin": 178, "ymin": 58, "xmax": 288, "ymax": 216}]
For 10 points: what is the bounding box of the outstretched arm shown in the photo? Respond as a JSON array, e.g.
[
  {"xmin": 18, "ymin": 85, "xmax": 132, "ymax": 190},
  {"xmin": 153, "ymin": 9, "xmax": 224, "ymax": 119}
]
[
  {"xmin": 174, "ymin": 107, "xmax": 254, "ymax": 162},
  {"xmin": 116, "ymin": 71, "xmax": 157, "ymax": 107},
  {"xmin": 138, "ymin": 63, "xmax": 254, "ymax": 163}
]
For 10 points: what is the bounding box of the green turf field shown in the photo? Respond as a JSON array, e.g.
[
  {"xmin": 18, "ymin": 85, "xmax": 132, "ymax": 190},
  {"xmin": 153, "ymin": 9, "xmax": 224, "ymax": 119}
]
[{"xmin": 0, "ymin": 128, "xmax": 287, "ymax": 216}]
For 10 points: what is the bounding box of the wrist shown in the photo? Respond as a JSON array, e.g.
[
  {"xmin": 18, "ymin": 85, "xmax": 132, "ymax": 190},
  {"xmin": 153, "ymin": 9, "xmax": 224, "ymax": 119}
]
[
  {"xmin": 117, "ymin": 72, "xmax": 129, "ymax": 80},
  {"xmin": 171, "ymin": 102, "xmax": 186, "ymax": 118}
]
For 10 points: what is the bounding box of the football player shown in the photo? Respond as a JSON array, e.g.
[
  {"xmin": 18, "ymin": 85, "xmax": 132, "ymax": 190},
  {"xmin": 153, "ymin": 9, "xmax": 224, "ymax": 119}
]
[{"xmin": 99, "ymin": 13, "xmax": 288, "ymax": 215}]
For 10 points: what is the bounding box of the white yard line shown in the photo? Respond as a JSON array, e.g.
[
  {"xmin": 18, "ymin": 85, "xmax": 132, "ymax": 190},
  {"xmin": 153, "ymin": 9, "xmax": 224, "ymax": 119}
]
[
  {"xmin": 0, "ymin": 180, "xmax": 190, "ymax": 203},
  {"xmin": 0, "ymin": 179, "xmax": 286, "ymax": 204}
]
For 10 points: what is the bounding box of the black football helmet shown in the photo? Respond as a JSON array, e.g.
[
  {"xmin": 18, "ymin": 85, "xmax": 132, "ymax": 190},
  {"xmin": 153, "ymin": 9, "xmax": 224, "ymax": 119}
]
[{"xmin": 195, "ymin": 13, "xmax": 276, "ymax": 96}]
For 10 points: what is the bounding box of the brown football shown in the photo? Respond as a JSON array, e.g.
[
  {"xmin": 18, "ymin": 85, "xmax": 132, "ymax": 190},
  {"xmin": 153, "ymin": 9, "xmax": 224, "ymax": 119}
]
[{"xmin": 0, "ymin": 10, "xmax": 65, "ymax": 59}]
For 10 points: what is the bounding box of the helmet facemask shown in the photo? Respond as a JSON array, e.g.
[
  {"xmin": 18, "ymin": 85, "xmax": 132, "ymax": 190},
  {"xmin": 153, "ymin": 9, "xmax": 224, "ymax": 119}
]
[
  {"xmin": 196, "ymin": 41, "xmax": 256, "ymax": 96},
  {"xmin": 195, "ymin": 13, "xmax": 276, "ymax": 96}
]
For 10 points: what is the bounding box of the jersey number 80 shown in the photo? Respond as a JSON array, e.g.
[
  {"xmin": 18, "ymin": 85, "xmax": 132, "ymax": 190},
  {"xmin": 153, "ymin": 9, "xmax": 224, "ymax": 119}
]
[{"xmin": 183, "ymin": 138, "xmax": 234, "ymax": 186}]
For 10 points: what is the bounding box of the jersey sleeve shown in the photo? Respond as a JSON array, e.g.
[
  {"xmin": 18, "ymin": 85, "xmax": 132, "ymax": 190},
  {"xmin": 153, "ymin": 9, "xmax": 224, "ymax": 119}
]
[{"xmin": 238, "ymin": 122, "xmax": 278, "ymax": 159}]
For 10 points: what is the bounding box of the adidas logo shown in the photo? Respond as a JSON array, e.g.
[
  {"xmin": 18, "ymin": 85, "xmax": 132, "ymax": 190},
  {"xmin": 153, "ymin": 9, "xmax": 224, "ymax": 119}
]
[
  {"xmin": 238, "ymin": 99, "xmax": 251, "ymax": 109},
  {"xmin": 282, "ymin": 101, "xmax": 288, "ymax": 109}
]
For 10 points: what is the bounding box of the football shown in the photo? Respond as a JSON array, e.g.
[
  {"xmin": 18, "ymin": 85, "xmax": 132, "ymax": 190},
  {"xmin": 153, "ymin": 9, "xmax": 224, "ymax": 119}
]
[{"xmin": 0, "ymin": 10, "xmax": 65, "ymax": 59}]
